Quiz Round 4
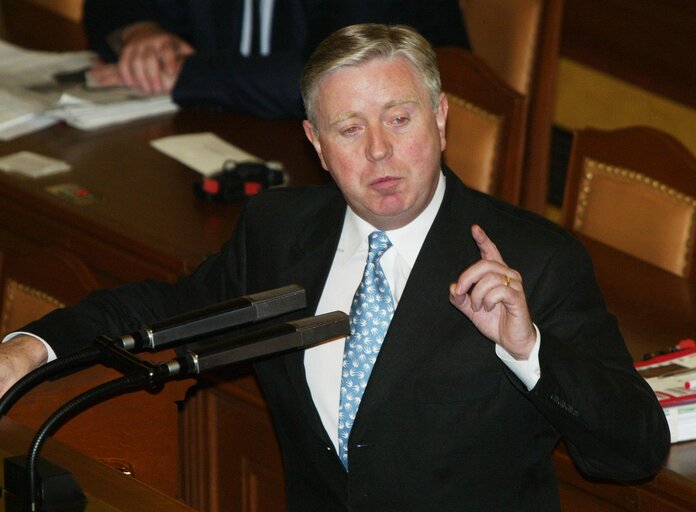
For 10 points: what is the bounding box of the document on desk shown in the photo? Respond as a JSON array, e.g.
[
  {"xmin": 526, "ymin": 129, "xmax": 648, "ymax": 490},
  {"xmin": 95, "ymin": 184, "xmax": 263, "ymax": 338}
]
[
  {"xmin": 0, "ymin": 151, "xmax": 70, "ymax": 178},
  {"xmin": 0, "ymin": 40, "xmax": 178, "ymax": 140},
  {"xmin": 636, "ymin": 344, "xmax": 696, "ymax": 443},
  {"xmin": 150, "ymin": 133, "xmax": 260, "ymax": 176}
]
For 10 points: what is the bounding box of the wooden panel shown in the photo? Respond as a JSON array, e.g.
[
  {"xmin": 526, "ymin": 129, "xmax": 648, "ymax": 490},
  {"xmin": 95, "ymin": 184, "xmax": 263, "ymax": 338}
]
[
  {"xmin": 1, "ymin": 0, "xmax": 87, "ymax": 51},
  {"xmin": 561, "ymin": 0, "xmax": 696, "ymax": 110},
  {"xmin": 0, "ymin": 416, "xmax": 196, "ymax": 511},
  {"xmin": 180, "ymin": 368, "xmax": 286, "ymax": 512},
  {"xmin": 7, "ymin": 356, "xmax": 195, "ymax": 500}
]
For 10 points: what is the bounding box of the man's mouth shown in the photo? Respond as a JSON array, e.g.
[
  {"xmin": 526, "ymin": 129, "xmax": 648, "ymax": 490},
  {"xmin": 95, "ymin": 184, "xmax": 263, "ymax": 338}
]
[{"xmin": 370, "ymin": 176, "xmax": 402, "ymax": 191}]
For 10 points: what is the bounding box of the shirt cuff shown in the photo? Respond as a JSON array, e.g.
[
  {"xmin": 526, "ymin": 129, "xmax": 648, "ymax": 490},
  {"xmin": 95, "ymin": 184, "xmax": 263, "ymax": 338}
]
[
  {"xmin": 2, "ymin": 332, "xmax": 57, "ymax": 362},
  {"xmin": 495, "ymin": 324, "xmax": 541, "ymax": 391}
]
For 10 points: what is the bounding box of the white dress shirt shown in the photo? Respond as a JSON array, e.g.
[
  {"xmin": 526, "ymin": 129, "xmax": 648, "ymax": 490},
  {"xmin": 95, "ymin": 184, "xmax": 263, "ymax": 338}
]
[{"xmin": 305, "ymin": 172, "xmax": 541, "ymax": 452}]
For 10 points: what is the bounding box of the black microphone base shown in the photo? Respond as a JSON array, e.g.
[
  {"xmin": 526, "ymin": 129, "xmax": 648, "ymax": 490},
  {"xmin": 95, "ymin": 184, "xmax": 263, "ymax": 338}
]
[{"xmin": 3, "ymin": 455, "xmax": 86, "ymax": 511}]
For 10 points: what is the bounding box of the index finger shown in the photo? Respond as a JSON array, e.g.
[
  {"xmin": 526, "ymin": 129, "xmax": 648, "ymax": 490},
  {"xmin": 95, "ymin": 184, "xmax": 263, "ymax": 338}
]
[{"xmin": 471, "ymin": 224, "xmax": 505, "ymax": 264}]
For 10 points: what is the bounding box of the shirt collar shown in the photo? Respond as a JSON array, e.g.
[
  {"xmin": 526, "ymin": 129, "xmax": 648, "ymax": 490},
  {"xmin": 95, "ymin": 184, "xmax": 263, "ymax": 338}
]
[{"xmin": 338, "ymin": 171, "xmax": 446, "ymax": 266}]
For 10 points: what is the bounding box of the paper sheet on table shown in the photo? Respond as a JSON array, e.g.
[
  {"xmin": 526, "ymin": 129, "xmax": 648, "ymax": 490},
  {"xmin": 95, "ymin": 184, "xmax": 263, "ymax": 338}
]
[
  {"xmin": 150, "ymin": 132, "xmax": 260, "ymax": 176},
  {"xmin": 0, "ymin": 151, "xmax": 71, "ymax": 178}
]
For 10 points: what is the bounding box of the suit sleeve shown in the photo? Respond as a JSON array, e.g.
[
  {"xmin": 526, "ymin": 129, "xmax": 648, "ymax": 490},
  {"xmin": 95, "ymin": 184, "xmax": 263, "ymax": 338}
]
[
  {"xmin": 173, "ymin": 52, "xmax": 307, "ymax": 119},
  {"xmin": 20, "ymin": 203, "xmax": 251, "ymax": 356},
  {"xmin": 519, "ymin": 235, "xmax": 670, "ymax": 481},
  {"xmin": 82, "ymin": 0, "xmax": 177, "ymax": 61}
]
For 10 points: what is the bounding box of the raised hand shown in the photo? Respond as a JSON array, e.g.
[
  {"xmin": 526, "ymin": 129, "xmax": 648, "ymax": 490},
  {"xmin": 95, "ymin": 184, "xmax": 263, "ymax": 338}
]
[{"xmin": 449, "ymin": 224, "xmax": 536, "ymax": 359}]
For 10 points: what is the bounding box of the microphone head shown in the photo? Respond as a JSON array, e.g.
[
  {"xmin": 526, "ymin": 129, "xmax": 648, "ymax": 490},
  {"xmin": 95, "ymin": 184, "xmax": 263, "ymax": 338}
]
[
  {"xmin": 180, "ymin": 311, "xmax": 349, "ymax": 374},
  {"xmin": 121, "ymin": 285, "xmax": 306, "ymax": 350}
]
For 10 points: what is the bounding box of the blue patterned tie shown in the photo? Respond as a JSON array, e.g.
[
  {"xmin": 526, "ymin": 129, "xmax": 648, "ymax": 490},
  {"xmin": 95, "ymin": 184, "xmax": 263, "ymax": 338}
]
[{"xmin": 338, "ymin": 231, "xmax": 395, "ymax": 470}]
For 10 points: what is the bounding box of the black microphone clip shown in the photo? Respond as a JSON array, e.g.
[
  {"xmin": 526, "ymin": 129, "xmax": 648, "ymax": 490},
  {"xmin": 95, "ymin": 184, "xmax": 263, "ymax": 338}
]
[{"xmin": 194, "ymin": 159, "xmax": 286, "ymax": 203}]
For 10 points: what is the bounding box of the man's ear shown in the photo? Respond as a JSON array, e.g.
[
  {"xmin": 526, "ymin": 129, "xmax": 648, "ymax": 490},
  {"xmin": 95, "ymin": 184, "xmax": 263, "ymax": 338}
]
[
  {"xmin": 303, "ymin": 120, "xmax": 329, "ymax": 171},
  {"xmin": 436, "ymin": 92, "xmax": 448, "ymax": 152}
]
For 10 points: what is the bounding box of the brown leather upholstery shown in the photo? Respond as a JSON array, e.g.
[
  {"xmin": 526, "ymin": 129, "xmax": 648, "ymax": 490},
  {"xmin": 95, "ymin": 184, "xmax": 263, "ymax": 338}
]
[
  {"xmin": 1, "ymin": 246, "xmax": 99, "ymax": 334},
  {"xmin": 561, "ymin": 127, "xmax": 696, "ymax": 278},
  {"xmin": 460, "ymin": 0, "xmax": 564, "ymax": 213},
  {"xmin": 437, "ymin": 47, "xmax": 527, "ymax": 204}
]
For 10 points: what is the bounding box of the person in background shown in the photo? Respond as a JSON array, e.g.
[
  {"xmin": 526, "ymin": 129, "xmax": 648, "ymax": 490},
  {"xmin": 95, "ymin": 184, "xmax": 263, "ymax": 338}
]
[
  {"xmin": 82, "ymin": 0, "xmax": 470, "ymax": 118},
  {"xmin": 0, "ymin": 23, "xmax": 668, "ymax": 510}
]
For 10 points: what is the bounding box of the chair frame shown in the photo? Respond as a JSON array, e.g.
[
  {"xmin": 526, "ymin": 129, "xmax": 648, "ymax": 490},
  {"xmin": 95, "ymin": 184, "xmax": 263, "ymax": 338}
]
[
  {"xmin": 0, "ymin": 246, "xmax": 100, "ymax": 334},
  {"xmin": 461, "ymin": 0, "xmax": 564, "ymax": 213},
  {"xmin": 561, "ymin": 126, "xmax": 696, "ymax": 279},
  {"xmin": 437, "ymin": 46, "xmax": 527, "ymax": 204}
]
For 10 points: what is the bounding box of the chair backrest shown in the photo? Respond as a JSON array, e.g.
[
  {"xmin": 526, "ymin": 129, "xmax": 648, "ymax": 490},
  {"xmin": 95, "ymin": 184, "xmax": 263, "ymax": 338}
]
[
  {"xmin": 437, "ymin": 47, "xmax": 527, "ymax": 204},
  {"xmin": 460, "ymin": 0, "xmax": 564, "ymax": 213},
  {"xmin": 561, "ymin": 127, "xmax": 696, "ymax": 279},
  {"xmin": 0, "ymin": 246, "xmax": 99, "ymax": 334}
]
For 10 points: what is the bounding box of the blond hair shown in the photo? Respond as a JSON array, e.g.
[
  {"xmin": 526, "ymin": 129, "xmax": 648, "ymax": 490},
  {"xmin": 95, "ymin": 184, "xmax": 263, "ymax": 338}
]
[{"xmin": 301, "ymin": 23, "xmax": 441, "ymax": 126}]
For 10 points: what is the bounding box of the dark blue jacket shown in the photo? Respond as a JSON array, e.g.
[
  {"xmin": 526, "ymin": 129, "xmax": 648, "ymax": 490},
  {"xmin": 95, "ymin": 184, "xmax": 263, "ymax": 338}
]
[{"xmin": 83, "ymin": 0, "xmax": 470, "ymax": 118}]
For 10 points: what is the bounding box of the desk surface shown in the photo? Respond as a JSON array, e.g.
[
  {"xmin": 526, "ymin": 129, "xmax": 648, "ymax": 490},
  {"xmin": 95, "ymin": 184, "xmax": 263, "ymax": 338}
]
[{"xmin": 0, "ymin": 109, "xmax": 327, "ymax": 282}]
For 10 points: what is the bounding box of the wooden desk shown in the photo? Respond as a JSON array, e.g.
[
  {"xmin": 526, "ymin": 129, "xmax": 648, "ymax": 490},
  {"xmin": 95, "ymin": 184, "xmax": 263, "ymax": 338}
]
[
  {"xmin": 0, "ymin": 109, "xmax": 325, "ymax": 286},
  {"xmin": 1, "ymin": 111, "xmax": 695, "ymax": 510},
  {"xmin": 0, "ymin": 416, "xmax": 196, "ymax": 511},
  {"xmin": 555, "ymin": 235, "xmax": 696, "ymax": 512}
]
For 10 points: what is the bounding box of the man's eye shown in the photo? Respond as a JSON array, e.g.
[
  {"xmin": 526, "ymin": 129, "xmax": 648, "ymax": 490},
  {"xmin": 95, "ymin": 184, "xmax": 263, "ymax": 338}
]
[
  {"xmin": 341, "ymin": 126, "xmax": 360, "ymax": 136},
  {"xmin": 392, "ymin": 116, "xmax": 409, "ymax": 126}
]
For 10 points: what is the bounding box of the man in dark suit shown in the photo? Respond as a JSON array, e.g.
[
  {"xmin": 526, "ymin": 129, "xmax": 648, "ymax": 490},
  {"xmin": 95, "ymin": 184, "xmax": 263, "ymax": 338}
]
[
  {"xmin": 1, "ymin": 23, "xmax": 668, "ymax": 511},
  {"xmin": 81, "ymin": 0, "xmax": 470, "ymax": 118}
]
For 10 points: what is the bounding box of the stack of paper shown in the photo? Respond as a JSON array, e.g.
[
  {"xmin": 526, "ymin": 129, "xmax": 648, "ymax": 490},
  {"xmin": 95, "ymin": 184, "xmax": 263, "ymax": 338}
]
[
  {"xmin": 0, "ymin": 40, "xmax": 178, "ymax": 140},
  {"xmin": 636, "ymin": 343, "xmax": 696, "ymax": 443},
  {"xmin": 53, "ymin": 92, "xmax": 178, "ymax": 130}
]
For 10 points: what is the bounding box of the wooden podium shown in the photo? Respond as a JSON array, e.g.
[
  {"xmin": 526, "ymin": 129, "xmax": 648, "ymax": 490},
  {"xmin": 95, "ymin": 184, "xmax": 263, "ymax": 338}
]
[{"xmin": 0, "ymin": 416, "xmax": 194, "ymax": 511}]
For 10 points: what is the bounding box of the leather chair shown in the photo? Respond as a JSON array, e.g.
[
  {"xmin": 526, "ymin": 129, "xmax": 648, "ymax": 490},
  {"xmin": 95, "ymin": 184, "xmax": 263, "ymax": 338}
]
[
  {"xmin": 460, "ymin": 0, "xmax": 564, "ymax": 213},
  {"xmin": 437, "ymin": 46, "xmax": 527, "ymax": 204},
  {"xmin": 561, "ymin": 127, "xmax": 696, "ymax": 279},
  {"xmin": 0, "ymin": 246, "xmax": 99, "ymax": 334}
]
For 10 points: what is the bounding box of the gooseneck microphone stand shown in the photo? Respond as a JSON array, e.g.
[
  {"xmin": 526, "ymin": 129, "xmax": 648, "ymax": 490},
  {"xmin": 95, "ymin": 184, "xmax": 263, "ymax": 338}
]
[{"xmin": 20, "ymin": 311, "xmax": 349, "ymax": 512}]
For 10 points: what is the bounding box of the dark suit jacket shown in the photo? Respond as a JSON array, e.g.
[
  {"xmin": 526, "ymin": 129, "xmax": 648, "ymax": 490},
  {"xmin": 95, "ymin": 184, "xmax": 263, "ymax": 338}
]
[
  {"xmin": 26, "ymin": 168, "xmax": 669, "ymax": 511},
  {"xmin": 82, "ymin": 0, "xmax": 470, "ymax": 118}
]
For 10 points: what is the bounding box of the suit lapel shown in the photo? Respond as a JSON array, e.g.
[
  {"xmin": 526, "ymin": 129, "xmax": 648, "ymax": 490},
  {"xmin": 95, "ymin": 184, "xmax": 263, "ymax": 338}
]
[
  {"xmin": 281, "ymin": 193, "xmax": 346, "ymax": 443},
  {"xmin": 350, "ymin": 172, "xmax": 485, "ymax": 436}
]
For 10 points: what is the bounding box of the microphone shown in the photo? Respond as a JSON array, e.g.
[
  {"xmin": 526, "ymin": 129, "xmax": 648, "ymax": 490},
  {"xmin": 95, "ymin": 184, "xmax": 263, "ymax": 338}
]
[
  {"xmin": 118, "ymin": 284, "xmax": 306, "ymax": 350},
  {"xmin": 0, "ymin": 285, "xmax": 306, "ymax": 419},
  {"xmin": 168, "ymin": 311, "xmax": 350, "ymax": 375},
  {"xmin": 18, "ymin": 311, "xmax": 349, "ymax": 511}
]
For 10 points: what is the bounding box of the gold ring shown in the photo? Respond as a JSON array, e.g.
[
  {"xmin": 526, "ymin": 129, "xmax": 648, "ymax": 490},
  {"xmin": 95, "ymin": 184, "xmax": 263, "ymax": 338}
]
[{"xmin": 504, "ymin": 275, "xmax": 510, "ymax": 287}]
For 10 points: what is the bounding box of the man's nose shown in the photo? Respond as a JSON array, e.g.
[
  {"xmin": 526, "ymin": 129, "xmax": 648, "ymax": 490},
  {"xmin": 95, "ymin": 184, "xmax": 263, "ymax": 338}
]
[{"xmin": 365, "ymin": 126, "xmax": 392, "ymax": 162}]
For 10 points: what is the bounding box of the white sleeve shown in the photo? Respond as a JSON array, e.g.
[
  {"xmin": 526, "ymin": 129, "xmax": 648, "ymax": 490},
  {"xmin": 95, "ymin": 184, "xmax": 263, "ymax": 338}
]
[
  {"xmin": 495, "ymin": 324, "xmax": 541, "ymax": 391},
  {"xmin": 2, "ymin": 332, "xmax": 57, "ymax": 362}
]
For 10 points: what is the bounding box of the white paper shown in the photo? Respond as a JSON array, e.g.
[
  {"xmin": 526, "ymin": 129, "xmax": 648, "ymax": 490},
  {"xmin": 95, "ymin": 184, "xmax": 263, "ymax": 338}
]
[
  {"xmin": 0, "ymin": 40, "xmax": 178, "ymax": 139},
  {"xmin": 150, "ymin": 132, "xmax": 259, "ymax": 176},
  {"xmin": 0, "ymin": 151, "xmax": 71, "ymax": 178}
]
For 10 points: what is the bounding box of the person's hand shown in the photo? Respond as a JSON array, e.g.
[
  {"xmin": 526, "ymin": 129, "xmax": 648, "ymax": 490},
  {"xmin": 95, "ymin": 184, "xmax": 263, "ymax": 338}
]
[
  {"xmin": 88, "ymin": 61, "xmax": 127, "ymax": 88},
  {"xmin": 449, "ymin": 224, "xmax": 536, "ymax": 360},
  {"xmin": 0, "ymin": 335, "xmax": 48, "ymax": 397},
  {"xmin": 116, "ymin": 21, "xmax": 195, "ymax": 94}
]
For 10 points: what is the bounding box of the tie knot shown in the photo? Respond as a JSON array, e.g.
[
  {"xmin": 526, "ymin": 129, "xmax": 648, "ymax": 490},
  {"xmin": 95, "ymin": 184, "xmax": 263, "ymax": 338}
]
[{"xmin": 368, "ymin": 231, "xmax": 392, "ymax": 260}]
